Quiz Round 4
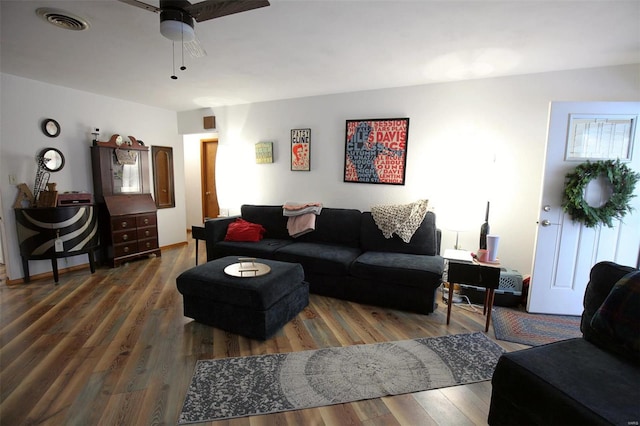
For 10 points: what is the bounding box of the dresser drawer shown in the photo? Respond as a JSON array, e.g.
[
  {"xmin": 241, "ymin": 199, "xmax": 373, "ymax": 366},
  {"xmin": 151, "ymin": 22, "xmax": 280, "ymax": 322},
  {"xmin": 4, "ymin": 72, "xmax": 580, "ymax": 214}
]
[
  {"xmin": 112, "ymin": 229, "xmax": 138, "ymax": 244},
  {"xmin": 136, "ymin": 214, "xmax": 157, "ymax": 228},
  {"xmin": 137, "ymin": 226, "xmax": 157, "ymax": 240},
  {"xmin": 112, "ymin": 216, "xmax": 136, "ymax": 230},
  {"xmin": 114, "ymin": 242, "xmax": 138, "ymax": 258},
  {"xmin": 138, "ymin": 238, "xmax": 159, "ymax": 252}
]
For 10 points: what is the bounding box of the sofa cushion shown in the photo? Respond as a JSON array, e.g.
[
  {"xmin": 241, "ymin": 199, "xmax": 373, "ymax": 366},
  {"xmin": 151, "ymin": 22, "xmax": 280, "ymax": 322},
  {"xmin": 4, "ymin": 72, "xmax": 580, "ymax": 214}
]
[
  {"xmin": 590, "ymin": 270, "xmax": 640, "ymax": 363},
  {"xmin": 274, "ymin": 242, "xmax": 361, "ymax": 276},
  {"xmin": 350, "ymin": 251, "xmax": 444, "ymax": 288},
  {"xmin": 295, "ymin": 207, "xmax": 362, "ymax": 248},
  {"xmin": 489, "ymin": 338, "xmax": 640, "ymax": 425},
  {"xmin": 360, "ymin": 211, "xmax": 438, "ymax": 255},
  {"xmin": 210, "ymin": 239, "xmax": 293, "ymax": 260},
  {"xmin": 241, "ymin": 205, "xmax": 291, "ymax": 240}
]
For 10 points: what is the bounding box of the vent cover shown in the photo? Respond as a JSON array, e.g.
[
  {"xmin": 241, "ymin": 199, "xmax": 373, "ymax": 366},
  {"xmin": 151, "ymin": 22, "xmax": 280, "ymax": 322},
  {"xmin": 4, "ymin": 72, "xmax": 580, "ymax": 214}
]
[{"xmin": 36, "ymin": 8, "xmax": 89, "ymax": 31}]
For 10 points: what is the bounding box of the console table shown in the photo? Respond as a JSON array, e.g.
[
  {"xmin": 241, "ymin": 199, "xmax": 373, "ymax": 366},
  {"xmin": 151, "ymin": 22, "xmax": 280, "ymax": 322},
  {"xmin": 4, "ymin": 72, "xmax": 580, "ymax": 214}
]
[{"xmin": 14, "ymin": 205, "xmax": 99, "ymax": 283}]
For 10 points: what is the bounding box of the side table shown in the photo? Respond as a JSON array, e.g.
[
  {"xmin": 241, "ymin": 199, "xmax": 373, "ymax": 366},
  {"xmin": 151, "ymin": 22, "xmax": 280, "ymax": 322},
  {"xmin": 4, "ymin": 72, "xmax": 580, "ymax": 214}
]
[
  {"xmin": 191, "ymin": 224, "xmax": 207, "ymax": 265},
  {"xmin": 443, "ymin": 251, "xmax": 501, "ymax": 332}
]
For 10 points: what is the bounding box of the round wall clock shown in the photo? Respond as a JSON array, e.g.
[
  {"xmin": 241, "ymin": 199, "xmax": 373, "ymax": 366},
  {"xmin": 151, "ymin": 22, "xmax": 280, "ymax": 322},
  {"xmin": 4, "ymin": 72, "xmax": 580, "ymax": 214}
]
[{"xmin": 41, "ymin": 118, "xmax": 61, "ymax": 138}]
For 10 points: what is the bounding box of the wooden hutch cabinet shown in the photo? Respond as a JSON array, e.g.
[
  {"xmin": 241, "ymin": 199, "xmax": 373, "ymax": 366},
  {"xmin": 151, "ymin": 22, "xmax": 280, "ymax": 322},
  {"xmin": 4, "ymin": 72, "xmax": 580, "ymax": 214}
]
[{"xmin": 91, "ymin": 135, "xmax": 161, "ymax": 267}]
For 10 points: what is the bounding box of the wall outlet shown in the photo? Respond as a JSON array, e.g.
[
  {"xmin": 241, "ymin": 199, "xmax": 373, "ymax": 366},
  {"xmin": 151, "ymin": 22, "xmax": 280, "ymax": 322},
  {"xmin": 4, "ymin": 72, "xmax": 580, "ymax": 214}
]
[{"xmin": 8, "ymin": 174, "xmax": 17, "ymax": 185}]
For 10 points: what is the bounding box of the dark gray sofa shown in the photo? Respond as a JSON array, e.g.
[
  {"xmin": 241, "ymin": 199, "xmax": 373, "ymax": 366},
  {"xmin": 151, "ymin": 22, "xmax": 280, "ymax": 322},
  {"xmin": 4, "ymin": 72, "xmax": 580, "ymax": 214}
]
[
  {"xmin": 205, "ymin": 204, "xmax": 444, "ymax": 314},
  {"xmin": 488, "ymin": 261, "xmax": 640, "ymax": 425}
]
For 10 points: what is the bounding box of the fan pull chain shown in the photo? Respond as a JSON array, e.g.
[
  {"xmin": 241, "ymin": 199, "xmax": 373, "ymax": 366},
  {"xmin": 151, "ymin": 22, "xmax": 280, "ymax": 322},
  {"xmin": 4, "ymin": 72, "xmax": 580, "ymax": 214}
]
[
  {"xmin": 180, "ymin": 15, "xmax": 187, "ymax": 71},
  {"xmin": 171, "ymin": 41, "xmax": 177, "ymax": 80}
]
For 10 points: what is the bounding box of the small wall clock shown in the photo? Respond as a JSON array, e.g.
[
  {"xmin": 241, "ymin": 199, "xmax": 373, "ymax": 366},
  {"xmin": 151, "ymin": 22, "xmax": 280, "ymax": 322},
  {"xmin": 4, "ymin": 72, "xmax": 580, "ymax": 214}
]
[{"xmin": 41, "ymin": 118, "xmax": 61, "ymax": 138}]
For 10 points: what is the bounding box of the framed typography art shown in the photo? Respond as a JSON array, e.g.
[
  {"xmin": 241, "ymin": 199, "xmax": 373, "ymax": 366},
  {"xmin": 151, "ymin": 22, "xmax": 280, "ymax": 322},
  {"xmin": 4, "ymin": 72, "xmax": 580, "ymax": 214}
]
[
  {"xmin": 344, "ymin": 118, "xmax": 409, "ymax": 185},
  {"xmin": 291, "ymin": 128, "xmax": 311, "ymax": 171}
]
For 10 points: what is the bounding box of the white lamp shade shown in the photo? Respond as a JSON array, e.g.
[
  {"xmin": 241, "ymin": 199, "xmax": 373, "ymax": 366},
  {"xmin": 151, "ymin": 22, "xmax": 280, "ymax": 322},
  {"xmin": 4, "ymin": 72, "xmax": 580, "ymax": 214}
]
[{"xmin": 160, "ymin": 20, "xmax": 195, "ymax": 42}]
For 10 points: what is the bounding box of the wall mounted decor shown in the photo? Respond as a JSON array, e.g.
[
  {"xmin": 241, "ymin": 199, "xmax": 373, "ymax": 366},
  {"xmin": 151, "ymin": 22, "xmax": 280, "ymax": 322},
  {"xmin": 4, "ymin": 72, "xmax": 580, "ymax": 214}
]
[
  {"xmin": 203, "ymin": 116, "xmax": 216, "ymax": 130},
  {"xmin": 152, "ymin": 145, "xmax": 175, "ymax": 209},
  {"xmin": 344, "ymin": 118, "xmax": 409, "ymax": 185},
  {"xmin": 565, "ymin": 114, "xmax": 636, "ymax": 161},
  {"xmin": 41, "ymin": 118, "xmax": 60, "ymax": 137},
  {"xmin": 291, "ymin": 128, "xmax": 311, "ymax": 171},
  {"xmin": 255, "ymin": 142, "xmax": 273, "ymax": 164}
]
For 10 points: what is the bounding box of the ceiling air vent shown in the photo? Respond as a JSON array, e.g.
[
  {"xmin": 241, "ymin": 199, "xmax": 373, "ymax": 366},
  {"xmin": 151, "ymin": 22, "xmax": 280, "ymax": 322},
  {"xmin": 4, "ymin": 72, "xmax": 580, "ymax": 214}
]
[{"xmin": 36, "ymin": 8, "xmax": 90, "ymax": 31}]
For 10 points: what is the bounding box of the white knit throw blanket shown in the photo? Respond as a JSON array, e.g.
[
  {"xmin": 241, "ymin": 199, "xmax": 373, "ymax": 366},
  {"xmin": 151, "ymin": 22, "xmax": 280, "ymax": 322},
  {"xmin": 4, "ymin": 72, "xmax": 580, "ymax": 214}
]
[{"xmin": 371, "ymin": 199, "xmax": 429, "ymax": 243}]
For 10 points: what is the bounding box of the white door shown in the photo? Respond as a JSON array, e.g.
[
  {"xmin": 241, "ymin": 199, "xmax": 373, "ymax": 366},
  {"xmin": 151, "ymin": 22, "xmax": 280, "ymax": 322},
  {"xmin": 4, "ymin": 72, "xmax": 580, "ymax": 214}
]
[{"xmin": 528, "ymin": 101, "xmax": 640, "ymax": 315}]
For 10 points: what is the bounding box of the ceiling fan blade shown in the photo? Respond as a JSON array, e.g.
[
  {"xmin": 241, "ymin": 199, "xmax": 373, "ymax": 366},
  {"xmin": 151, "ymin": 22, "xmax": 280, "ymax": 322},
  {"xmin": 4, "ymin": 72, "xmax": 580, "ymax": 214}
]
[
  {"xmin": 186, "ymin": 0, "xmax": 270, "ymax": 23},
  {"xmin": 117, "ymin": 0, "xmax": 160, "ymax": 13},
  {"xmin": 184, "ymin": 37, "xmax": 207, "ymax": 58}
]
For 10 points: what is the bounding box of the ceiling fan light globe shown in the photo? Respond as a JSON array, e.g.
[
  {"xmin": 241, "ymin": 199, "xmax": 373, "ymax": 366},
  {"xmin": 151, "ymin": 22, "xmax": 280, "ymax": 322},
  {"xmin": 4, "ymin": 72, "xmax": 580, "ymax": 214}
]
[{"xmin": 160, "ymin": 20, "xmax": 195, "ymax": 42}]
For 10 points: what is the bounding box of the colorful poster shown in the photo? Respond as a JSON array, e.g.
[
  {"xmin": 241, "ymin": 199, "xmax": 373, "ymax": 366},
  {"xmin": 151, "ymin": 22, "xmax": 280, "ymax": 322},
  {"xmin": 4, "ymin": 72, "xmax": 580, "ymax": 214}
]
[
  {"xmin": 344, "ymin": 118, "xmax": 409, "ymax": 185},
  {"xmin": 291, "ymin": 128, "xmax": 311, "ymax": 171}
]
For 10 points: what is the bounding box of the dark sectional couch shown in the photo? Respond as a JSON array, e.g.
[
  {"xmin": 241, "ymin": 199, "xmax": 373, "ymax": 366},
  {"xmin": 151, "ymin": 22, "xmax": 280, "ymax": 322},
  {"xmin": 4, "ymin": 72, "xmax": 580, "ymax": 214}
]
[
  {"xmin": 488, "ymin": 261, "xmax": 640, "ymax": 425},
  {"xmin": 205, "ymin": 204, "xmax": 444, "ymax": 314}
]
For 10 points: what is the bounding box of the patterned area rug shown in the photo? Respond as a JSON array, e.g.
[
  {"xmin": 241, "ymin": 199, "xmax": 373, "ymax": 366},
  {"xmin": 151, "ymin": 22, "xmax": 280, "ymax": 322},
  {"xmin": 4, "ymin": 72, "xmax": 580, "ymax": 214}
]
[
  {"xmin": 492, "ymin": 307, "xmax": 582, "ymax": 346},
  {"xmin": 178, "ymin": 332, "xmax": 504, "ymax": 424}
]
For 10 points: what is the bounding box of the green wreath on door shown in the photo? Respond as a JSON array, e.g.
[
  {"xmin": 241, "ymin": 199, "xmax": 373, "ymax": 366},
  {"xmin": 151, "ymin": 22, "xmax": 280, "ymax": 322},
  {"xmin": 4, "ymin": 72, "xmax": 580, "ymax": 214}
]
[{"xmin": 562, "ymin": 159, "xmax": 639, "ymax": 228}]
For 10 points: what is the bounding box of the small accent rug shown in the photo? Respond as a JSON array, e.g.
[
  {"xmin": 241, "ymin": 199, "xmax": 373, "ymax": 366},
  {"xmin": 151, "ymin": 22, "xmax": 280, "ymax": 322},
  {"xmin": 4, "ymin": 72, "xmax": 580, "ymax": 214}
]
[
  {"xmin": 178, "ymin": 332, "xmax": 504, "ymax": 424},
  {"xmin": 492, "ymin": 307, "xmax": 582, "ymax": 346}
]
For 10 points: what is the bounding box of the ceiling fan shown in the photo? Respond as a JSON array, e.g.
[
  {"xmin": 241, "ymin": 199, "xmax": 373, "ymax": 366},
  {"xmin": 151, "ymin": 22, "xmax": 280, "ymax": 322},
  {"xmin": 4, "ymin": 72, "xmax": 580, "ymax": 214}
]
[{"xmin": 118, "ymin": 0, "xmax": 270, "ymax": 78}]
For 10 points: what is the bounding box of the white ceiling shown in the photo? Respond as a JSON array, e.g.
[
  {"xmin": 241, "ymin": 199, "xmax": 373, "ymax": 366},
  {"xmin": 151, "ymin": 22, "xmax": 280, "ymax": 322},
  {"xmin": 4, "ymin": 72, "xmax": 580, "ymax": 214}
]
[{"xmin": 1, "ymin": 0, "xmax": 639, "ymax": 112}]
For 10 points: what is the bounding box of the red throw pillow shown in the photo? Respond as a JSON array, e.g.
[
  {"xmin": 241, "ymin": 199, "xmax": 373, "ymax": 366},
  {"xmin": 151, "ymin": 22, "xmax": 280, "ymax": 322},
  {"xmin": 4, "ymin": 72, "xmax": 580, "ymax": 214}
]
[{"xmin": 224, "ymin": 219, "xmax": 266, "ymax": 242}]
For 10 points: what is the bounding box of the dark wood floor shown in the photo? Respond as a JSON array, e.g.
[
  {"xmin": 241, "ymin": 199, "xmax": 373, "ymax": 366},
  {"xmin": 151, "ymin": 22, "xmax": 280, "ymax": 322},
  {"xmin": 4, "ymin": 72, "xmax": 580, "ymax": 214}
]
[{"xmin": 0, "ymin": 238, "xmax": 527, "ymax": 425}]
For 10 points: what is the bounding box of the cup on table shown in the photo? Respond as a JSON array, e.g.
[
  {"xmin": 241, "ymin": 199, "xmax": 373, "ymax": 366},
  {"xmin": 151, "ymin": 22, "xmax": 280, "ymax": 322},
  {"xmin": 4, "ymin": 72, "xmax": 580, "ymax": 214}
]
[
  {"xmin": 476, "ymin": 249, "xmax": 489, "ymax": 262},
  {"xmin": 486, "ymin": 235, "xmax": 500, "ymax": 262}
]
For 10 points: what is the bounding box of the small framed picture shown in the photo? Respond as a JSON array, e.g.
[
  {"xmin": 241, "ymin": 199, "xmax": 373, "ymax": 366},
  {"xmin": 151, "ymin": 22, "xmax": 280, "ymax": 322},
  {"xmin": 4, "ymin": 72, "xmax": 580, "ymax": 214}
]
[
  {"xmin": 255, "ymin": 142, "xmax": 273, "ymax": 164},
  {"xmin": 291, "ymin": 128, "xmax": 311, "ymax": 171}
]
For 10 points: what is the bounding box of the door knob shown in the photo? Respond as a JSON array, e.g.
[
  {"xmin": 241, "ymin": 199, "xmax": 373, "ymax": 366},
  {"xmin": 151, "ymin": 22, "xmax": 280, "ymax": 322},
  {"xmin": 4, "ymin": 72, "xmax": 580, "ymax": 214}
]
[{"xmin": 541, "ymin": 219, "xmax": 551, "ymax": 226}]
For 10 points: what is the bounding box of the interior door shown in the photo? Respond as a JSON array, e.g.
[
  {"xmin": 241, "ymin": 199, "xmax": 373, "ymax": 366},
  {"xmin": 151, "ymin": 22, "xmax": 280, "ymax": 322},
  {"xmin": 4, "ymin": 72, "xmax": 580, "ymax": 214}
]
[
  {"xmin": 201, "ymin": 139, "xmax": 220, "ymax": 220},
  {"xmin": 528, "ymin": 101, "xmax": 640, "ymax": 315}
]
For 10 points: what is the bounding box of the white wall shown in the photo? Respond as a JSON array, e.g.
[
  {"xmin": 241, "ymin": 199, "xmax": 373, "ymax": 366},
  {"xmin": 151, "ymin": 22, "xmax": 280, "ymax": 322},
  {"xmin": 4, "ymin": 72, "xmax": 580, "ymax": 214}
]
[
  {"xmin": 0, "ymin": 73, "xmax": 186, "ymax": 281},
  {"xmin": 184, "ymin": 64, "xmax": 640, "ymax": 276}
]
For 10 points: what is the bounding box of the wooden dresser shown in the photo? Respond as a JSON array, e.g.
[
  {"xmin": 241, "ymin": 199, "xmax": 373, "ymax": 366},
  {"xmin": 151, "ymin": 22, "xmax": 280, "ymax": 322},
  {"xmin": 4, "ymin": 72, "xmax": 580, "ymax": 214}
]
[
  {"xmin": 91, "ymin": 134, "xmax": 161, "ymax": 267},
  {"xmin": 104, "ymin": 194, "xmax": 160, "ymax": 267}
]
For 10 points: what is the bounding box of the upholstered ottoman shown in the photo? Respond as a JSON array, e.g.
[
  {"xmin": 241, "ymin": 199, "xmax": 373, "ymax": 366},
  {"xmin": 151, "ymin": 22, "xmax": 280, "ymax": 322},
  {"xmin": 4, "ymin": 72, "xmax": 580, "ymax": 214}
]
[{"xmin": 176, "ymin": 256, "xmax": 309, "ymax": 340}]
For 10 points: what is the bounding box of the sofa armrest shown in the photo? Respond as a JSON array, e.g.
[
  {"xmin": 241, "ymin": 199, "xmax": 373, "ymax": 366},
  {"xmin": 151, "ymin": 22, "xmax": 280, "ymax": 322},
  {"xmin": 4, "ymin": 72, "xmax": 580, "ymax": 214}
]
[
  {"xmin": 581, "ymin": 261, "xmax": 636, "ymax": 336},
  {"xmin": 205, "ymin": 215, "xmax": 240, "ymax": 261}
]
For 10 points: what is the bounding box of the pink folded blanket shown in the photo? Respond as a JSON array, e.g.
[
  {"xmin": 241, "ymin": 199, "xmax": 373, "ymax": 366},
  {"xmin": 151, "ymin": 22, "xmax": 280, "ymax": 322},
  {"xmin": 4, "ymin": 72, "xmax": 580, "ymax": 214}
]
[{"xmin": 287, "ymin": 213, "xmax": 317, "ymax": 238}]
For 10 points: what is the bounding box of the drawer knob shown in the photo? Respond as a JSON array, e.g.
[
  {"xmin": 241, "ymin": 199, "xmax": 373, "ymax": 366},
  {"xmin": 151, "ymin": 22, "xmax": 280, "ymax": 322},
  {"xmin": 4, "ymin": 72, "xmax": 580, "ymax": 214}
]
[
  {"xmin": 143, "ymin": 218, "xmax": 149, "ymax": 225},
  {"xmin": 145, "ymin": 230, "xmax": 150, "ymax": 237},
  {"xmin": 121, "ymin": 222, "xmax": 127, "ymax": 228},
  {"xmin": 145, "ymin": 242, "xmax": 151, "ymax": 248},
  {"xmin": 123, "ymin": 234, "xmax": 128, "ymax": 241},
  {"xmin": 123, "ymin": 247, "xmax": 129, "ymax": 253}
]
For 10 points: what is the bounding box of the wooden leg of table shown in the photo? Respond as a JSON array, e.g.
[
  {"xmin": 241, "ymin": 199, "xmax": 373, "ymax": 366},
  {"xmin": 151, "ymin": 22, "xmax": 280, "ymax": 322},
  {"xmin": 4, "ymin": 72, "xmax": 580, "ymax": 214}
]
[
  {"xmin": 88, "ymin": 249, "xmax": 96, "ymax": 274},
  {"xmin": 483, "ymin": 290, "xmax": 489, "ymax": 315},
  {"xmin": 446, "ymin": 282, "xmax": 454, "ymax": 325},
  {"xmin": 51, "ymin": 258, "xmax": 59, "ymax": 284},
  {"xmin": 22, "ymin": 257, "xmax": 31, "ymax": 283},
  {"xmin": 485, "ymin": 288, "xmax": 496, "ymax": 332}
]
